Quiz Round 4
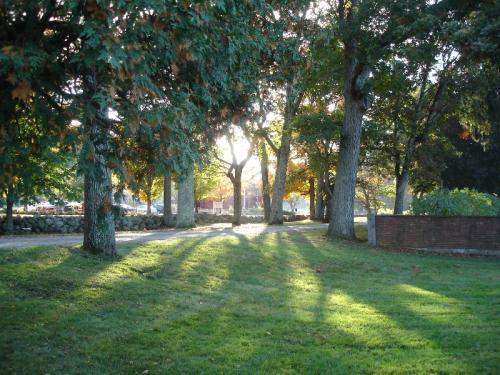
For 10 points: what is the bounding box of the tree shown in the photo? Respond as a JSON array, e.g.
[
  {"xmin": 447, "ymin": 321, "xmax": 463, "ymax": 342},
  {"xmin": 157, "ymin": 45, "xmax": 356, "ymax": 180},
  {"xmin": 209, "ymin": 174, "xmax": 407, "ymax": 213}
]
[
  {"xmin": 194, "ymin": 163, "xmax": 223, "ymax": 213},
  {"xmin": 260, "ymin": 0, "xmax": 320, "ymax": 224},
  {"xmin": 326, "ymin": 0, "xmax": 481, "ymax": 237},
  {"xmin": 176, "ymin": 165, "xmax": 195, "ymax": 228},
  {"xmin": 122, "ymin": 129, "xmax": 163, "ymax": 215},
  {"xmin": 356, "ymin": 167, "xmax": 394, "ymax": 214},
  {"xmin": 284, "ymin": 161, "xmax": 310, "ymax": 215},
  {"xmin": 293, "ymin": 110, "xmax": 342, "ymax": 221},
  {"xmin": 163, "ymin": 173, "xmax": 173, "ymax": 226},
  {"xmin": 216, "ymin": 127, "xmax": 253, "ymax": 226}
]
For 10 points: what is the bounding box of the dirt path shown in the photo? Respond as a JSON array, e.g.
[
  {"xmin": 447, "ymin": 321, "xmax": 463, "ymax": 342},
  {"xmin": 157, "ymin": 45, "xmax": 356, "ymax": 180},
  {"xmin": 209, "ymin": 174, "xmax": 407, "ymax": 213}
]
[{"xmin": 0, "ymin": 223, "xmax": 328, "ymax": 249}]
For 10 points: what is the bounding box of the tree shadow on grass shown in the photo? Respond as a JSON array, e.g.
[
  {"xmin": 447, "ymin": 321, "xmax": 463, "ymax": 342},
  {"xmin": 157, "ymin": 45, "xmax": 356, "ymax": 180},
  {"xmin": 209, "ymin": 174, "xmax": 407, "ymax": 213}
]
[
  {"xmin": 1, "ymin": 231, "xmax": 498, "ymax": 374},
  {"xmin": 286, "ymin": 230, "xmax": 500, "ymax": 373}
]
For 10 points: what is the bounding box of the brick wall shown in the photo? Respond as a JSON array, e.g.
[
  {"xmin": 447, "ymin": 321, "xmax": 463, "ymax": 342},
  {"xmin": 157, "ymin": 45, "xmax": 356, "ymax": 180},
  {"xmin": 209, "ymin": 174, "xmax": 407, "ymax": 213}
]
[{"xmin": 373, "ymin": 216, "xmax": 500, "ymax": 250}]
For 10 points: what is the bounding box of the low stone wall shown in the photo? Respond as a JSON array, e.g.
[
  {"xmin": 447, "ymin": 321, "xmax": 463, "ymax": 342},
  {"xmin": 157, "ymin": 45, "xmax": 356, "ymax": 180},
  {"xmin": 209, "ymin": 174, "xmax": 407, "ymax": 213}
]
[
  {"xmin": 0, "ymin": 213, "xmax": 307, "ymax": 234},
  {"xmin": 368, "ymin": 215, "xmax": 500, "ymax": 252}
]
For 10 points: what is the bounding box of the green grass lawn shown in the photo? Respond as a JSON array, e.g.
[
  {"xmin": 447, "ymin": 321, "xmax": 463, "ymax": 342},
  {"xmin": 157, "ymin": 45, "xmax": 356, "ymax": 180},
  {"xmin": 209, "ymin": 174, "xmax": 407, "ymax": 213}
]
[{"xmin": 0, "ymin": 230, "xmax": 499, "ymax": 374}]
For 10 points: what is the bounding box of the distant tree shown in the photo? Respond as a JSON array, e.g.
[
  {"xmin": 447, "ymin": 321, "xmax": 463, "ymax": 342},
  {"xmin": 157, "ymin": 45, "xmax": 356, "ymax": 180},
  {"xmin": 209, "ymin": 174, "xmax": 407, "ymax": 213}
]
[
  {"xmin": 194, "ymin": 164, "xmax": 223, "ymax": 213},
  {"xmin": 216, "ymin": 127, "xmax": 253, "ymax": 226},
  {"xmin": 292, "ymin": 110, "xmax": 342, "ymax": 220},
  {"xmin": 122, "ymin": 129, "xmax": 162, "ymax": 215},
  {"xmin": 356, "ymin": 168, "xmax": 394, "ymax": 215}
]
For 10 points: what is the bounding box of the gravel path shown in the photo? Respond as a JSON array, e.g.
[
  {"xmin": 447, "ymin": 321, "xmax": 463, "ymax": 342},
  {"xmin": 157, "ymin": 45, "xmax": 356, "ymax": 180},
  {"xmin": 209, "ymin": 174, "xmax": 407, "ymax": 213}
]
[{"xmin": 0, "ymin": 223, "xmax": 328, "ymax": 249}]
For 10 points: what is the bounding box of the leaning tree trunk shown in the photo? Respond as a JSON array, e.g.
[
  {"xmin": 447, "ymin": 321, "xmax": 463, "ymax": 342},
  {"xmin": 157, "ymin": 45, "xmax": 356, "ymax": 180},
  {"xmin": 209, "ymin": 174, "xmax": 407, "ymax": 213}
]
[
  {"xmin": 315, "ymin": 170, "xmax": 325, "ymax": 221},
  {"xmin": 308, "ymin": 177, "xmax": 315, "ymax": 220},
  {"xmin": 176, "ymin": 163, "xmax": 195, "ymax": 228},
  {"xmin": 269, "ymin": 130, "xmax": 291, "ymax": 224},
  {"xmin": 82, "ymin": 78, "xmax": 116, "ymax": 255},
  {"xmin": 259, "ymin": 141, "xmax": 271, "ymax": 222},
  {"xmin": 328, "ymin": 53, "xmax": 370, "ymax": 239},
  {"xmin": 232, "ymin": 169, "xmax": 243, "ymax": 226},
  {"xmin": 4, "ymin": 187, "xmax": 14, "ymax": 234},
  {"xmin": 269, "ymin": 82, "xmax": 301, "ymax": 225},
  {"xmin": 163, "ymin": 173, "xmax": 172, "ymax": 226}
]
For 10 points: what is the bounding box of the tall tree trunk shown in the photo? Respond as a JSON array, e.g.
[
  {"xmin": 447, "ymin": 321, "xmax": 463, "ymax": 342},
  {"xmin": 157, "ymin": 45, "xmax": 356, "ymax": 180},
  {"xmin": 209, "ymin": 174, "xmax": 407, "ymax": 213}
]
[
  {"xmin": 259, "ymin": 141, "xmax": 271, "ymax": 222},
  {"xmin": 176, "ymin": 163, "xmax": 195, "ymax": 228},
  {"xmin": 269, "ymin": 83, "xmax": 300, "ymax": 224},
  {"xmin": 4, "ymin": 186, "xmax": 14, "ymax": 234},
  {"xmin": 269, "ymin": 128, "xmax": 291, "ymax": 224},
  {"xmin": 315, "ymin": 170, "xmax": 325, "ymax": 221},
  {"xmin": 308, "ymin": 177, "xmax": 315, "ymax": 220},
  {"xmin": 328, "ymin": 52, "xmax": 370, "ymax": 239},
  {"xmin": 82, "ymin": 80, "xmax": 116, "ymax": 255},
  {"xmin": 163, "ymin": 173, "xmax": 172, "ymax": 226},
  {"xmin": 232, "ymin": 169, "xmax": 243, "ymax": 226}
]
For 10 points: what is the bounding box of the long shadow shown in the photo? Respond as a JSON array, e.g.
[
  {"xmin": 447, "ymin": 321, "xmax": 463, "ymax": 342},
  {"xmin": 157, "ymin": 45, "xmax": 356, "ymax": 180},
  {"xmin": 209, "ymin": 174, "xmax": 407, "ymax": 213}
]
[
  {"xmin": 2, "ymin": 230, "xmax": 498, "ymax": 374},
  {"xmin": 288, "ymin": 229, "xmax": 500, "ymax": 373}
]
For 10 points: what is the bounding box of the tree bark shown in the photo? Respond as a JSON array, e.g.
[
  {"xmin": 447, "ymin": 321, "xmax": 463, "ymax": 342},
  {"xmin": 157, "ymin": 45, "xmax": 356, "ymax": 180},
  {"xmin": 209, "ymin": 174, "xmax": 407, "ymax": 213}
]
[
  {"xmin": 308, "ymin": 177, "xmax": 315, "ymax": 220},
  {"xmin": 232, "ymin": 169, "xmax": 243, "ymax": 226},
  {"xmin": 146, "ymin": 195, "xmax": 152, "ymax": 215},
  {"xmin": 269, "ymin": 129, "xmax": 291, "ymax": 224},
  {"xmin": 4, "ymin": 187, "xmax": 14, "ymax": 234},
  {"xmin": 176, "ymin": 163, "xmax": 195, "ymax": 228},
  {"xmin": 328, "ymin": 51, "xmax": 370, "ymax": 239},
  {"xmin": 259, "ymin": 141, "xmax": 271, "ymax": 222},
  {"xmin": 83, "ymin": 165, "xmax": 116, "ymax": 256},
  {"xmin": 82, "ymin": 79, "xmax": 116, "ymax": 256},
  {"xmin": 324, "ymin": 190, "xmax": 332, "ymax": 223},
  {"xmin": 269, "ymin": 83, "xmax": 301, "ymax": 224},
  {"xmin": 163, "ymin": 173, "xmax": 172, "ymax": 226},
  {"xmin": 393, "ymin": 137, "xmax": 417, "ymax": 214},
  {"xmin": 315, "ymin": 170, "xmax": 325, "ymax": 221}
]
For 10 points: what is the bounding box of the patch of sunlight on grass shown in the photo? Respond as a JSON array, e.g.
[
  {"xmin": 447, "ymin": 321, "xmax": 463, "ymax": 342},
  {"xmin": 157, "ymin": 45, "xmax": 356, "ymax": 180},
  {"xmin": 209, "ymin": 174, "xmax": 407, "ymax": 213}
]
[
  {"xmin": 1, "ymin": 230, "xmax": 499, "ymax": 374},
  {"xmin": 398, "ymin": 284, "xmax": 456, "ymax": 300}
]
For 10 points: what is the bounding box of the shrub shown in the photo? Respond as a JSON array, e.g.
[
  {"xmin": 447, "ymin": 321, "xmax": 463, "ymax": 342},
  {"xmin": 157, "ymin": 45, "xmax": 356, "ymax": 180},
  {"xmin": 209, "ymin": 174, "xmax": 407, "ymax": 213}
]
[{"xmin": 411, "ymin": 188, "xmax": 500, "ymax": 216}]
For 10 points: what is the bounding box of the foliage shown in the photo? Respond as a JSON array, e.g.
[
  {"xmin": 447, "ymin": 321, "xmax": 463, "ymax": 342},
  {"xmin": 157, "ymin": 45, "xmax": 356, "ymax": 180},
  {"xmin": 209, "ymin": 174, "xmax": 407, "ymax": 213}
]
[
  {"xmin": 355, "ymin": 168, "xmax": 394, "ymax": 214},
  {"xmin": 411, "ymin": 188, "xmax": 500, "ymax": 216},
  {"xmin": 0, "ymin": 231, "xmax": 499, "ymax": 373},
  {"xmin": 0, "ymin": 104, "xmax": 78, "ymax": 206},
  {"xmin": 194, "ymin": 163, "xmax": 225, "ymax": 204},
  {"xmin": 284, "ymin": 162, "xmax": 310, "ymax": 198},
  {"xmin": 292, "ymin": 109, "xmax": 342, "ymax": 173}
]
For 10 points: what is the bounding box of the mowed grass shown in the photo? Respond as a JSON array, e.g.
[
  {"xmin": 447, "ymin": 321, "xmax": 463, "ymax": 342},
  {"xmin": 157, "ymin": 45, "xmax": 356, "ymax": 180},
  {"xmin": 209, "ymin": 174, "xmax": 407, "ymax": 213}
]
[{"xmin": 0, "ymin": 231, "xmax": 499, "ymax": 374}]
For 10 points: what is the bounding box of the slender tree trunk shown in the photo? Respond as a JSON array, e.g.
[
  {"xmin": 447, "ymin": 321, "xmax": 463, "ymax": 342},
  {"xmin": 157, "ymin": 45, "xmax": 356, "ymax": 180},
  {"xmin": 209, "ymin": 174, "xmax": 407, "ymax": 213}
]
[
  {"xmin": 82, "ymin": 79, "xmax": 116, "ymax": 255},
  {"xmin": 324, "ymin": 191, "xmax": 332, "ymax": 223},
  {"xmin": 4, "ymin": 187, "xmax": 14, "ymax": 234},
  {"xmin": 176, "ymin": 163, "xmax": 195, "ymax": 228},
  {"xmin": 259, "ymin": 141, "xmax": 271, "ymax": 222},
  {"xmin": 315, "ymin": 170, "xmax": 325, "ymax": 221},
  {"xmin": 146, "ymin": 195, "xmax": 152, "ymax": 215},
  {"xmin": 328, "ymin": 53, "xmax": 370, "ymax": 239},
  {"xmin": 163, "ymin": 173, "xmax": 172, "ymax": 226},
  {"xmin": 308, "ymin": 177, "xmax": 315, "ymax": 220},
  {"xmin": 269, "ymin": 129, "xmax": 291, "ymax": 224},
  {"xmin": 232, "ymin": 170, "xmax": 243, "ymax": 226},
  {"xmin": 394, "ymin": 137, "xmax": 417, "ymax": 214},
  {"xmin": 269, "ymin": 81, "xmax": 303, "ymax": 225}
]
